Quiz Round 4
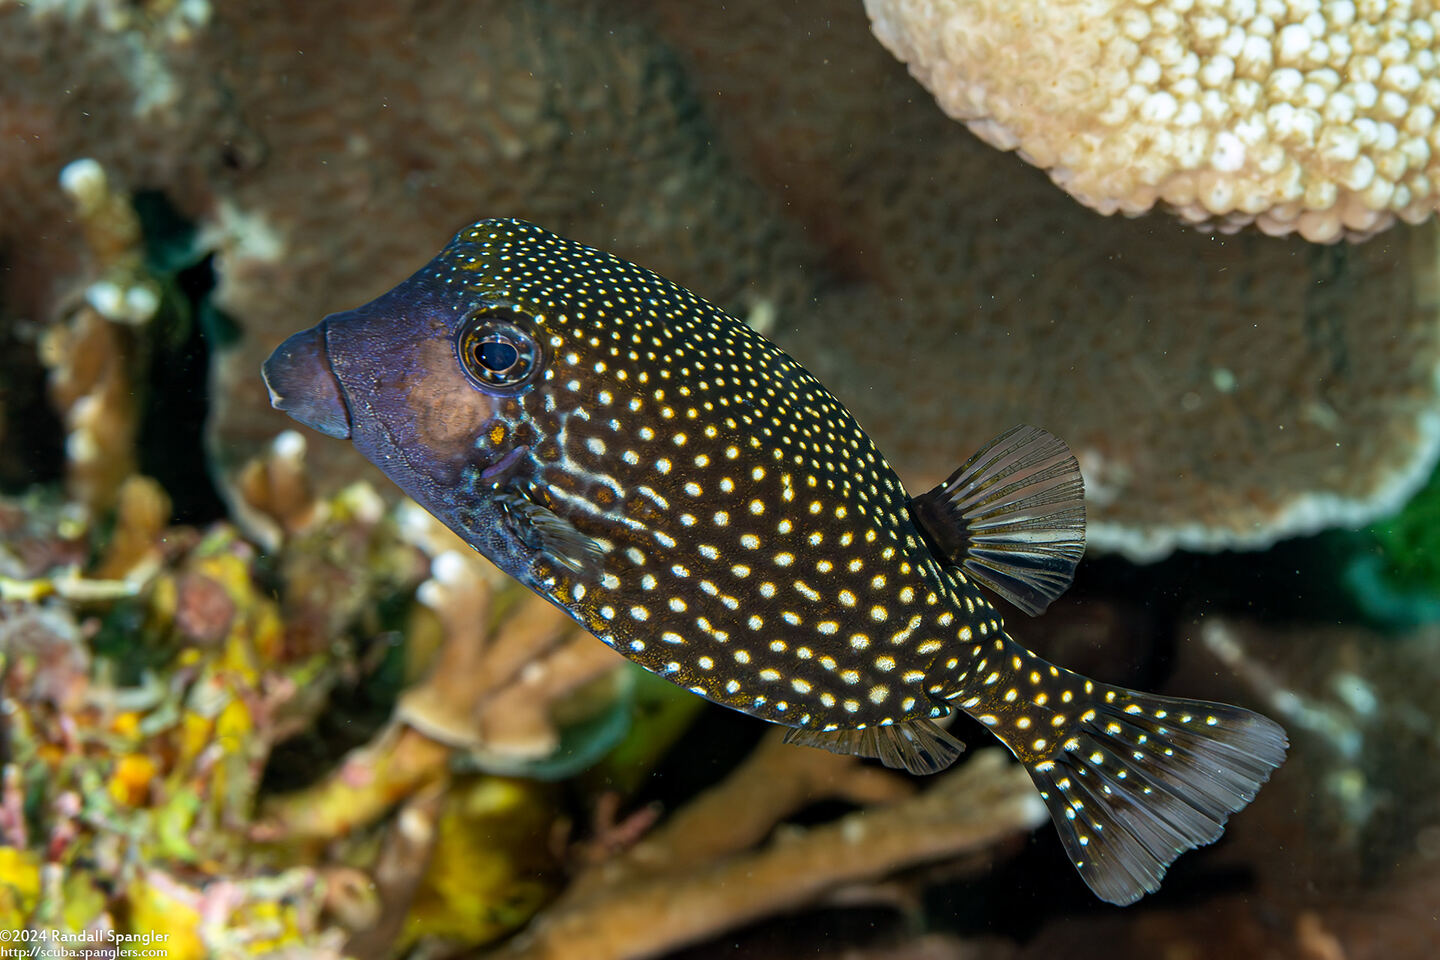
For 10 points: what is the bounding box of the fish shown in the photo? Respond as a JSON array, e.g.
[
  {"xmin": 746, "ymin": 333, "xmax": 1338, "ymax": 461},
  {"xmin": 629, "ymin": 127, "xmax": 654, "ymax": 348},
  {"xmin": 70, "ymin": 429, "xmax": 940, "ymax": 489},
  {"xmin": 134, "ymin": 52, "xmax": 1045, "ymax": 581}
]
[{"xmin": 262, "ymin": 217, "xmax": 1287, "ymax": 905}]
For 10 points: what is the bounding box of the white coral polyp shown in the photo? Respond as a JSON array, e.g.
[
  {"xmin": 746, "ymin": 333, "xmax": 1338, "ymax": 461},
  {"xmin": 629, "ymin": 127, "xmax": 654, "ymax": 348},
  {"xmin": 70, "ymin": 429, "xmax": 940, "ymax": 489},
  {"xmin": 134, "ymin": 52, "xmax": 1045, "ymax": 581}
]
[{"xmin": 865, "ymin": 0, "xmax": 1440, "ymax": 243}]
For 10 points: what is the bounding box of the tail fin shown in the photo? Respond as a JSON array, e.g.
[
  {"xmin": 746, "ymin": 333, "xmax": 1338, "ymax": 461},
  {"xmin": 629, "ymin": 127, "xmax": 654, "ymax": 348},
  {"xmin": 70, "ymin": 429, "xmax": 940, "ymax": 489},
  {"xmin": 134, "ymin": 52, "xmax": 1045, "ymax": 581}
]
[{"xmin": 1017, "ymin": 684, "xmax": 1287, "ymax": 904}]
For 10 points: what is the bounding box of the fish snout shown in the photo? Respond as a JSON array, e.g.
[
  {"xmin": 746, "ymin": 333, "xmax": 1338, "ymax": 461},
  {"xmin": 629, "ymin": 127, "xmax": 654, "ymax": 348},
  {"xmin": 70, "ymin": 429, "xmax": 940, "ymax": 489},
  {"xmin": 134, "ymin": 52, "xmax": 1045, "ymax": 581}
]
[{"xmin": 261, "ymin": 324, "xmax": 353, "ymax": 439}]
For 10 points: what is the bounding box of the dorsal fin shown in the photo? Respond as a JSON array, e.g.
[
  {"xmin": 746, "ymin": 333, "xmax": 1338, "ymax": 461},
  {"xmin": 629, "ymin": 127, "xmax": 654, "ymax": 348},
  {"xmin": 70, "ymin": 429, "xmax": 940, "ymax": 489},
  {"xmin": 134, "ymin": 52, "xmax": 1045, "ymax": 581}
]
[{"xmin": 909, "ymin": 424, "xmax": 1085, "ymax": 616}]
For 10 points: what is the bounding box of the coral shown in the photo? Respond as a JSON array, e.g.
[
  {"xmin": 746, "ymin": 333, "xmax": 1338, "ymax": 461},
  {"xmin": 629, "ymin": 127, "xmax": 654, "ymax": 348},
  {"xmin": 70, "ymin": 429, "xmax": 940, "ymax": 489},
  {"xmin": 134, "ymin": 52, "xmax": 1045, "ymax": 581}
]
[
  {"xmin": 249, "ymin": 560, "xmax": 634, "ymax": 938},
  {"xmin": 37, "ymin": 303, "xmax": 137, "ymax": 514},
  {"xmin": 0, "ymin": 469, "xmax": 609, "ymax": 953},
  {"xmin": 233, "ymin": 436, "xmax": 432, "ymax": 661},
  {"xmin": 8, "ymin": 0, "xmax": 1440, "ymax": 558},
  {"xmin": 186, "ymin": 0, "xmax": 814, "ymax": 507},
  {"xmin": 398, "ymin": 551, "xmax": 632, "ymax": 770},
  {"xmin": 244, "ymin": 521, "xmax": 1044, "ymax": 958},
  {"xmin": 1338, "ymin": 460, "xmax": 1440, "ymax": 625},
  {"xmin": 253, "ymin": 724, "xmax": 452, "ymax": 843},
  {"xmin": 57, "ymin": 158, "xmax": 160, "ymax": 320},
  {"xmin": 32, "ymin": 158, "xmax": 167, "ymax": 517},
  {"xmin": 489, "ymin": 738, "xmax": 1044, "ymax": 960},
  {"xmin": 0, "ymin": 529, "xmax": 349, "ymax": 947},
  {"xmin": 1197, "ymin": 616, "xmax": 1440, "ymax": 886},
  {"xmin": 0, "ymin": 0, "xmax": 812, "ymax": 506},
  {"xmin": 864, "ymin": 0, "xmax": 1440, "ymax": 243},
  {"xmin": 254, "ymin": 723, "xmax": 1041, "ymax": 959},
  {"xmin": 233, "ymin": 430, "xmax": 321, "ymax": 551},
  {"xmin": 94, "ymin": 474, "xmax": 173, "ymax": 582},
  {"xmin": 30, "ymin": 507, "xmax": 1364, "ymax": 959},
  {"xmin": 636, "ymin": 0, "xmax": 1440, "ymax": 561},
  {"xmin": 0, "ymin": 476, "xmax": 496, "ymax": 952},
  {"xmin": 250, "ymin": 547, "xmax": 633, "ymax": 841},
  {"xmin": 0, "ymin": 2, "xmax": 232, "ymax": 332},
  {"xmin": 1005, "ymin": 612, "xmax": 1440, "ymax": 960},
  {"xmin": 393, "ymin": 777, "xmax": 562, "ymax": 953},
  {"xmin": 13, "ymin": 2, "xmax": 1419, "ymax": 955},
  {"xmin": 0, "ymin": 8, "xmax": 223, "ymax": 486},
  {"xmin": 233, "ymin": 430, "xmax": 636, "ymax": 775}
]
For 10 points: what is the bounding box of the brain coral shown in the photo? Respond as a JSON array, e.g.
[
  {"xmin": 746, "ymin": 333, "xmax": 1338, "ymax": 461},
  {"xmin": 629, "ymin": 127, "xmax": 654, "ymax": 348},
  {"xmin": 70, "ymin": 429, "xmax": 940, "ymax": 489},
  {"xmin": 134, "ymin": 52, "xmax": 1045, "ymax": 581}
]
[{"xmin": 864, "ymin": 0, "xmax": 1440, "ymax": 243}]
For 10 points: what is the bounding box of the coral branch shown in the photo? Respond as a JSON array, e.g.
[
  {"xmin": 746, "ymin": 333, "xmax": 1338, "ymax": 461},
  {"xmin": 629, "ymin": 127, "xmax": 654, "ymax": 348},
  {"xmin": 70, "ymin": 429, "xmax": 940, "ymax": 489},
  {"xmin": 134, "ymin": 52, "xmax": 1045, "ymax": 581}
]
[
  {"xmin": 398, "ymin": 552, "xmax": 628, "ymax": 759},
  {"xmin": 591, "ymin": 729, "xmax": 914, "ymax": 889},
  {"xmin": 254, "ymin": 725, "xmax": 451, "ymax": 842},
  {"xmin": 499, "ymin": 748, "xmax": 1043, "ymax": 960}
]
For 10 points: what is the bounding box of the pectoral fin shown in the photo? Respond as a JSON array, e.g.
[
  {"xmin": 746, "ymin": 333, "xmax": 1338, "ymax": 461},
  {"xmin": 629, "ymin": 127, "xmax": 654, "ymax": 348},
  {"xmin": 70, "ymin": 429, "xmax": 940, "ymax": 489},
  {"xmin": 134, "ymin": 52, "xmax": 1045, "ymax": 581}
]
[{"xmin": 498, "ymin": 493, "xmax": 604, "ymax": 577}]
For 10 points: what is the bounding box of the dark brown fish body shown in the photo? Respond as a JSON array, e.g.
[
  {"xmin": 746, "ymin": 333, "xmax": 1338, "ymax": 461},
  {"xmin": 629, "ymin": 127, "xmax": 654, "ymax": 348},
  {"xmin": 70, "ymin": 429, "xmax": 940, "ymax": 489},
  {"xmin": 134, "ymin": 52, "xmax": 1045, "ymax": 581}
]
[{"xmin": 263, "ymin": 218, "xmax": 1286, "ymax": 905}]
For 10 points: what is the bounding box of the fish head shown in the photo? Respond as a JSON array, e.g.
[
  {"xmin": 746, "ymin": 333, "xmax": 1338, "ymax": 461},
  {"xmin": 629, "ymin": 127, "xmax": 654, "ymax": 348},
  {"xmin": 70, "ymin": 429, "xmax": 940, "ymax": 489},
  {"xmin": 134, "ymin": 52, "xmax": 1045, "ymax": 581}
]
[
  {"xmin": 262, "ymin": 217, "xmax": 709, "ymax": 584},
  {"xmin": 261, "ymin": 223, "xmax": 575, "ymax": 577}
]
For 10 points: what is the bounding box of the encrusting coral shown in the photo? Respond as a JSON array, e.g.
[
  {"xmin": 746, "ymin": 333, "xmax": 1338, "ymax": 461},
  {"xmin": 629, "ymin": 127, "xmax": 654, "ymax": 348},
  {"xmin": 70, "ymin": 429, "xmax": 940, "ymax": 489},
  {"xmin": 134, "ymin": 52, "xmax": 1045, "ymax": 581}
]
[
  {"xmin": 864, "ymin": 0, "xmax": 1440, "ymax": 243},
  {"xmin": 0, "ymin": 509, "xmax": 346, "ymax": 948}
]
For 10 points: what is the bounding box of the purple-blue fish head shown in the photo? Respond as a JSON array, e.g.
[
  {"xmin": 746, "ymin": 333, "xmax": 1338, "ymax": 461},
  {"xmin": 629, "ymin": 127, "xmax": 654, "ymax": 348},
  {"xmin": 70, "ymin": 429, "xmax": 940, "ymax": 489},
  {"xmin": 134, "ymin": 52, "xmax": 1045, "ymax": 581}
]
[
  {"xmin": 261, "ymin": 259, "xmax": 539, "ymax": 536},
  {"xmin": 260, "ymin": 216, "xmax": 720, "ymax": 586}
]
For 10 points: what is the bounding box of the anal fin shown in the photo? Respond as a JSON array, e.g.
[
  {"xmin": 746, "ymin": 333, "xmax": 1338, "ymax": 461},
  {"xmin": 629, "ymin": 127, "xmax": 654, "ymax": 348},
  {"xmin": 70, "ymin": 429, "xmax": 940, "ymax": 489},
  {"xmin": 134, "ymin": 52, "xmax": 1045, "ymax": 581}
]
[
  {"xmin": 909, "ymin": 424, "xmax": 1085, "ymax": 615},
  {"xmin": 782, "ymin": 719, "xmax": 966, "ymax": 775}
]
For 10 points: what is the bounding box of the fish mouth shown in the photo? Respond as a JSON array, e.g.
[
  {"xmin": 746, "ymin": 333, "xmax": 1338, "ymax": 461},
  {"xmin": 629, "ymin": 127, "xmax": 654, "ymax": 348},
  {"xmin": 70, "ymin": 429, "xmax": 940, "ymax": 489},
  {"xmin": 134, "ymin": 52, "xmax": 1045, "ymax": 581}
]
[{"xmin": 261, "ymin": 322, "xmax": 353, "ymax": 439}]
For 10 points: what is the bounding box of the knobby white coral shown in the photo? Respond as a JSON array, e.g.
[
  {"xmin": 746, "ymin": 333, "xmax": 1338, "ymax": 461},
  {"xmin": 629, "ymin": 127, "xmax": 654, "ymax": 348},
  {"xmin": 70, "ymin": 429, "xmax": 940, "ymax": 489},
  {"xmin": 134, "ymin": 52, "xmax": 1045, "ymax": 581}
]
[{"xmin": 866, "ymin": 0, "xmax": 1440, "ymax": 242}]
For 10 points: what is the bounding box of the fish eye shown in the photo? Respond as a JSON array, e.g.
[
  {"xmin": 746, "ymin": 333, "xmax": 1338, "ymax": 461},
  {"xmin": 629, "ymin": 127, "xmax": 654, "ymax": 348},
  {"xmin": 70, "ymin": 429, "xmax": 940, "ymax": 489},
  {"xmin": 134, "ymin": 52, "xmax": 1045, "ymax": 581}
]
[
  {"xmin": 456, "ymin": 309, "xmax": 543, "ymax": 395},
  {"xmin": 477, "ymin": 337, "xmax": 520, "ymax": 372}
]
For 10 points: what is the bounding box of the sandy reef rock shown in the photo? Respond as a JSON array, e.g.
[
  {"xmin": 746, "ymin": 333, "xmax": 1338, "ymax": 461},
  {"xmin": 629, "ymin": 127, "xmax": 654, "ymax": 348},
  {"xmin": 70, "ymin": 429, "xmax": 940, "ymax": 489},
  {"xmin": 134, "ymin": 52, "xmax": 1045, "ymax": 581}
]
[{"xmin": 865, "ymin": 0, "xmax": 1440, "ymax": 243}]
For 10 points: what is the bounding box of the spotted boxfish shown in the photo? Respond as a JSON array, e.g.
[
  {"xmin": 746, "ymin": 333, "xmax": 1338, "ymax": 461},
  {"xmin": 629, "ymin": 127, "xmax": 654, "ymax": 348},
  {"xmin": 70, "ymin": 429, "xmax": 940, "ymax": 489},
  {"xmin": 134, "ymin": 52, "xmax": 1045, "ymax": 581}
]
[{"xmin": 262, "ymin": 218, "xmax": 1286, "ymax": 905}]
